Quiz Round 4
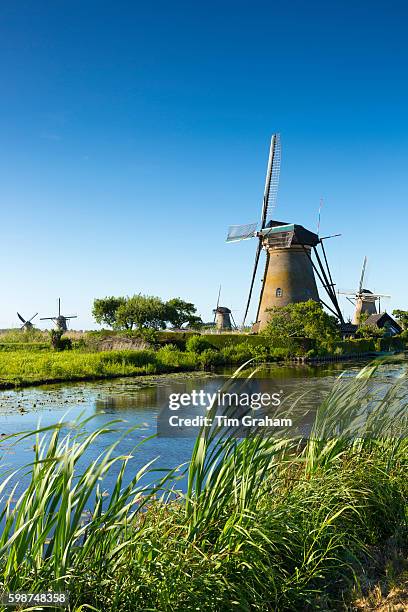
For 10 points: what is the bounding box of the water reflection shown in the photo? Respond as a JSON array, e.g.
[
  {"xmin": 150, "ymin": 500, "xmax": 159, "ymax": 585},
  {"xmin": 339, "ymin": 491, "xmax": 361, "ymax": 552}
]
[
  {"xmin": 0, "ymin": 356, "xmax": 405, "ymax": 494},
  {"xmin": 95, "ymin": 386, "xmax": 159, "ymax": 412}
]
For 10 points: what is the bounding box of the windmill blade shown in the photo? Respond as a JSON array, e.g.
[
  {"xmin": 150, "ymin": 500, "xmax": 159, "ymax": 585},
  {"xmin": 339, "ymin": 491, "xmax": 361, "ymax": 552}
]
[
  {"xmin": 40, "ymin": 317, "xmax": 56, "ymax": 321},
  {"xmin": 214, "ymin": 285, "xmax": 221, "ymax": 322},
  {"xmin": 359, "ymin": 256, "xmax": 367, "ymax": 293},
  {"xmin": 216, "ymin": 285, "xmax": 221, "ymax": 309},
  {"xmin": 28, "ymin": 313, "xmax": 38, "ymax": 323},
  {"xmin": 226, "ymin": 223, "xmax": 258, "ymax": 242},
  {"xmin": 17, "ymin": 312, "xmax": 26, "ymax": 324},
  {"xmin": 320, "ymin": 233, "xmax": 342, "ymax": 241},
  {"xmin": 230, "ymin": 313, "xmax": 238, "ymax": 330},
  {"xmin": 260, "ymin": 133, "xmax": 281, "ymax": 229},
  {"xmin": 242, "ymin": 239, "xmax": 262, "ymax": 326}
]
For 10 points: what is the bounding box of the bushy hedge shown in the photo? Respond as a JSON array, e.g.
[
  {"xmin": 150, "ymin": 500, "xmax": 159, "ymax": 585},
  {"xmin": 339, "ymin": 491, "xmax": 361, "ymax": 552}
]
[
  {"xmin": 0, "ymin": 342, "xmax": 50, "ymax": 352},
  {"xmin": 316, "ymin": 337, "xmax": 405, "ymax": 358},
  {"xmin": 375, "ymin": 336, "xmax": 405, "ymax": 353},
  {"xmin": 199, "ymin": 334, "xmax": 266, "ymax": 349},
  {"xmin": 330, "ymin": 338, "xmax": 377, "ymax": 355}
]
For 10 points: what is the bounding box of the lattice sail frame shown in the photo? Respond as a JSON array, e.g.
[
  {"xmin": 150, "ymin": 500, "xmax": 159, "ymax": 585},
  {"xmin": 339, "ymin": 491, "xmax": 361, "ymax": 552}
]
[
  {"xmin": 263, "ymin": 133, "xmax": 281, "ymax": 227},
  {"xmin": 226, "ymin": 223, "xmax": 258, "ymax": 242}
]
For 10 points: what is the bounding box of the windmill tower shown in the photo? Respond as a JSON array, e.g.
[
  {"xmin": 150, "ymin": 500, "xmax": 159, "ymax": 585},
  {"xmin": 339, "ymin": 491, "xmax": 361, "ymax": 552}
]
[
  {"xmin": 213, "ymin": 307, "xmax": 233, "ymax": 330},
  {"xmin": 338, "ymin": 257, "xmax": 390, "ymax": 325},
  {"xmin": 17, "ymin": 312, "xmax": 38, "ymax": 331},
  {"xmin": 40, "ymin": 298, "xmax": 77, "ymax": 332},
  {"xmin": 212, "ymin": 286, "xmax": 237, "ymax": 331},
  {"xmin": 227, "ymin": 135, "xmax": 344, "ymax": 331}
]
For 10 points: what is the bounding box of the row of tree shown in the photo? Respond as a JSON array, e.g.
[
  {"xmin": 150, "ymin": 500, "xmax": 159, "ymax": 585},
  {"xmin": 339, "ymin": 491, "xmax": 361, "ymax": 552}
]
[
  {"xmin": 92, "ymin": 295, "xmax": 202, "ymax": 330},
  {"xmin": 92, "ymin": 295, "xmax": 408, "ymax": 336}
]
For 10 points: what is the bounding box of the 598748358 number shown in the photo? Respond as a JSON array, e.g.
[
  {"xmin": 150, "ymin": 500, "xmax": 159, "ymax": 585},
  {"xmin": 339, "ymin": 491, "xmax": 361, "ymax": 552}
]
[{"xmin": 0, "ymin": 592, "xmax": 69, "ymax": 608}]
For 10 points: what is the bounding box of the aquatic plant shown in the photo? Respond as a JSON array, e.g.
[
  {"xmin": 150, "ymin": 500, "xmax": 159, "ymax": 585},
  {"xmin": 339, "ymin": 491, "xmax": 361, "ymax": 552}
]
[{"xmin": 0, "ymin": 360, "xmax": 406, "ymax": 610}]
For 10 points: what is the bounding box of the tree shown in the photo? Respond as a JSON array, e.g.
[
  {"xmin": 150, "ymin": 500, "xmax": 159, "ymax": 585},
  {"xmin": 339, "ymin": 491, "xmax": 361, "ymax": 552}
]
[
  {"xmin": 93, "ymin": 293, "xmax": 202, "ymax": 331},
  {"xmin": 115, "ymin": 294, "xmax": 168, "ymax": 330},
  {"xmin": 262, "ymin": 300, "xmax": 340, "ymax": 343},
  {"xmin": 355, "ymin": 324, "xmax": 385, "ymax": 339},
  {"xmin": 165, "ymin": 298, "xmax": 202, "ymax": 329},
  {"xmin": 92, "ymin": 297, "xmax": 126, "ymax": 328},
  {"xmin": 392, "ymin": 309, "xmax": 408, "ymax": 330}
]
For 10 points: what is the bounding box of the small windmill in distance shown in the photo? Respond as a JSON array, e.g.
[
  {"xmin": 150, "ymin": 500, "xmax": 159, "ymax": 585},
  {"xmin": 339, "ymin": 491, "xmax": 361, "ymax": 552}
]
[
  {"xmin": 212, "ymin": 285, "xmax": 237, "ymax": 331},
  {"xmin": 40, "ymin": 298, "xmax": 77, "ymax": 332},
  {"xmin": 17, "ymin": 312, "xmax": 38, "ymax": 331},
  {"xmin": 338, "ymin": 257, "xmax": 390, "ymax": 325}
]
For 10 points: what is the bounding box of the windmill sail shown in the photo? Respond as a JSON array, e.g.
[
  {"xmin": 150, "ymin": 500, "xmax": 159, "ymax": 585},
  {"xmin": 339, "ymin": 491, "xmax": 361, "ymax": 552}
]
[
  {"xmin": 261, "ymin": 133, "xmax": 281, "ymax": 228},
  {"xmin": 242, "ymin": 240, "xmax": 262, "ymax": 326},
  {"xmin": 226, "ymin": 223, "xmax": 258, "ymax": 242},
  {"xmin": 17, "ymin": 312, "xmax": 26, "ymax": 324},
  {"xmin": 359, "ymin": 256, "xmax": 367, "ymax": 293},
  {"xmin": 242, "ymin": 134, "xmax": 281, "ymax": 325}
]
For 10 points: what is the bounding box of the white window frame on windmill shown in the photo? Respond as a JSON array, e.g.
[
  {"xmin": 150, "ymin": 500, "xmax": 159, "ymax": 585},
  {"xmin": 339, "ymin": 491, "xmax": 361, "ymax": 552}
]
[{"xmin": 275, "ymin": 288, "xmax": 283, "ymax": 298}]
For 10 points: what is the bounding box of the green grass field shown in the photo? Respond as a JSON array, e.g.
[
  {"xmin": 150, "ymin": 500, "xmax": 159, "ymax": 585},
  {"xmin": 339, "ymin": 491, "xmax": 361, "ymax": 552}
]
[
  {"xmin": 0, "ymin": 348, "xmax": 200, "ymax": 388},
  {"xmin": 0, "ymin": 335, "xmax": 287, "ymax": 389},
  {"xmin": 0, "ymin": 328, "xmax": 405, "ymax": 390}
]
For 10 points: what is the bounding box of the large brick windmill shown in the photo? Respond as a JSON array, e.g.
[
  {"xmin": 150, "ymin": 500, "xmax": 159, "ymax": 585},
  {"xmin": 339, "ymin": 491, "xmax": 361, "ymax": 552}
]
[{"xmin": 227, "ymin": 134, "xmax": 344, "ymax": 331}]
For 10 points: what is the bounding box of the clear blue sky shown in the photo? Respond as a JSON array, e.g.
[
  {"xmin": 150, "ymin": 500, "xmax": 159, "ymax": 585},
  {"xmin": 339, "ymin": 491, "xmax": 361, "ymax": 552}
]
[{"xmin": 1, "ymin": 0, "xmax": 407, "ymax": 329}]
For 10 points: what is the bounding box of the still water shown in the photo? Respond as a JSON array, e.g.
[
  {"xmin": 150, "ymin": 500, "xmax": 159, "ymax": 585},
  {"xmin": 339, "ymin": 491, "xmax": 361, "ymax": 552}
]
[{"xmin": 0, "ymin": 358, "xmax": 405, "ymax": 493}]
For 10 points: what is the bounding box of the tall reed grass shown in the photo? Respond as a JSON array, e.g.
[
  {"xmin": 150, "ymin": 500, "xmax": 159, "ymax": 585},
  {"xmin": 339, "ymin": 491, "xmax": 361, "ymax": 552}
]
[{"xmin": 0, "ymin": 359, "xmax": 406, "ymax": 610}]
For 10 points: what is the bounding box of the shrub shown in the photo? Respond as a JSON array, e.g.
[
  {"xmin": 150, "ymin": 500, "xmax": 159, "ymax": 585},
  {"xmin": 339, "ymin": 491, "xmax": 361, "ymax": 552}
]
[
  {"xmin": 199, "ymin": 348, "xmax": 223, "ymax": 368},
  {"xmin": 269, "ymin": 347, "xmax": 291, "ymax": 360},
  {"xmin": 263, "ymin": 300, "xmax": 340, "ymax": 344},
  {"xmin": 249, "ymin": 344, "xmax": 269, "ymax": 361},
  {"xmin": 375, "ymin": 336, "xmax": 405, "ymax": 353},
  {"xmin": 50, "ymin": 330, "xmax": 72, "ymax": 351},
  {"xmin": 220, "ymin": 342, "xmax": 252, "ymax": 363},
  {"xmin": 355, "ymin": 324, "xmax": 385, "ymax": 339},
  {"xmin": 185, "ymin": 335, "xmax": 213, "ymax": 354}
]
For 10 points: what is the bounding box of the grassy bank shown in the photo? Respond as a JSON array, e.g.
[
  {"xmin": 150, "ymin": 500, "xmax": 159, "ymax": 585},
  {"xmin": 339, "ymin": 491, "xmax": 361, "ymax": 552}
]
[
  {"xmin": 0, "ymin": 348, "xmax": 197, "ymax": 388},
  {"xmin": 0, "ymin": 361, "xmax": 406, "ymax": 610},
  {"xmin": 0, "ymin": 341, "xmax": 290, "ymax": 389},
  {"xmin": 0, "ymin": 329, "xmax": 405, "ymax": 390}
]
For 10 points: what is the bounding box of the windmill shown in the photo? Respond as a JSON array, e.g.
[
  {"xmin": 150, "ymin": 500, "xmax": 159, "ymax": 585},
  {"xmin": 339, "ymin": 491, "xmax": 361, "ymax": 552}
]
[
  {"xmin": 40, "ymin": 298, "xmax": 77, "ymax": 332},
  {"xmin": 212, "ymin": 285, "xmax": 237, "ymax": 331},
  {"xmin": 338, "ymin": 257, "xmax": 390, "ymax": 325},
  {"xmin": 17, "ymin": 312, "xmax": 38, "ymax": 331},
  {"xmin": 227, "ymin": 134, "xmax": 344, "ymax": 331}
]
